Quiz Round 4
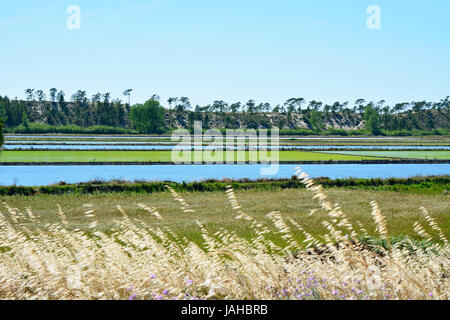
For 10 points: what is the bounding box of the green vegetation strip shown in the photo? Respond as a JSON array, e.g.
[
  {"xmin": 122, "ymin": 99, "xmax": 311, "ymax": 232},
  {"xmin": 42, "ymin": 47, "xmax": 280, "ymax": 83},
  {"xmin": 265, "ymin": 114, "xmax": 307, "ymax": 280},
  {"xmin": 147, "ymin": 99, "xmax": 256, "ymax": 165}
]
[
  {"xmin": 1, "ymin": 176, "xmax": 448, "ymax": 197},
  {"xmin": 5, "ymin": 147, "xmax": 450, "ymax": 152},
  {"xmin": 323, "ymin": 150, "xmax": 450, "ymax": 160},
  {"xmin": 0, "ymin": 150, "xmax": 385, "ymax": 163}
]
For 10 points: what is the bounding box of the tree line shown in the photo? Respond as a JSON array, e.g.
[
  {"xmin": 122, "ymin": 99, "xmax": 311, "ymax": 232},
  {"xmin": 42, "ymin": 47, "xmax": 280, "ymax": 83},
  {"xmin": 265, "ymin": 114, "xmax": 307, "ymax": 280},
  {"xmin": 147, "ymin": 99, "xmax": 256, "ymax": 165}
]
[
  {"xmin": 0, "ymin": 118, "xmax": 3, "ymax": 148},
  {"xmin": 0, "ymin": 89, "xmax": 130, "ymax": 129},
  {"xmin": 0, "ymin": 89, "xmax": 449, "ymax": 135}
]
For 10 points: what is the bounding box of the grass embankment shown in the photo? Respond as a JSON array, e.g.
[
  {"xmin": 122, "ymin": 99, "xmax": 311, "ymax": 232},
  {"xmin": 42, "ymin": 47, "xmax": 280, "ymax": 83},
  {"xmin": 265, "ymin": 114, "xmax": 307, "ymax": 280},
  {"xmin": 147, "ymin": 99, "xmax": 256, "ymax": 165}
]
[
  {"xmin": 0, "ymin": 150, "xmax": 385, "ymax": 163},
  {"xmin": 2, "ymin": 187, "xmax": 448, "ymax": 243},
  {"xmin": 323, "ymin": 150, "xmax": 450, "ymax": 160},
  {"xmin": 1, "ymin": 176, "xmax": 448, "ymax": 196}
]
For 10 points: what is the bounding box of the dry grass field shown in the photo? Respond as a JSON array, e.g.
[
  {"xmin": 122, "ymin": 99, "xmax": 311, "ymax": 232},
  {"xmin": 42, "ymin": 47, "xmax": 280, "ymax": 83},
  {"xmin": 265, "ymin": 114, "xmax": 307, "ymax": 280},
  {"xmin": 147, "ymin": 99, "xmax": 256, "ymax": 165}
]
[
  {"xmin": 2, "ymin": 187, "xmax": 448, "ymax": 242},
  {"xmin": 1, "ymin": 170, "xmax": 448, "ymax": 300}
]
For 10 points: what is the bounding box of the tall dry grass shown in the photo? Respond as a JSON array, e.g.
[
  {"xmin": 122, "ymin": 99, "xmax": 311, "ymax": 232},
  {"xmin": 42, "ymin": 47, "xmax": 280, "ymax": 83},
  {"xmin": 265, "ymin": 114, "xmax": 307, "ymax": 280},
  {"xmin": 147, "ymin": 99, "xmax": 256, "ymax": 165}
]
[{"xmin": 0, "ymin": 168, "xmax": 448, "ymax": 300}]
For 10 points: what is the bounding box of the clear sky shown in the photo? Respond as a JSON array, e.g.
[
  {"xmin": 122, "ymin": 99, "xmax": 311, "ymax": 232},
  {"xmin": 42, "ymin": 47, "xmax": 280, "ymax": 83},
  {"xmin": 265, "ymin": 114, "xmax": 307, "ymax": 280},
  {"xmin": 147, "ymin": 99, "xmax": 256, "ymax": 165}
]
[{"xmin": 1, "ymin": 0, "xmax": 449, "ymax": 108}]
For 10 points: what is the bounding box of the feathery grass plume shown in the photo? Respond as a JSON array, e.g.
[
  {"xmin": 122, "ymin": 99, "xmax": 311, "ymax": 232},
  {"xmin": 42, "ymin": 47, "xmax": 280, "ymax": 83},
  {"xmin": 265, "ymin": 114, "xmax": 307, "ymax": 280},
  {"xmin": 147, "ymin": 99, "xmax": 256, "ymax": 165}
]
[
  {"xmin": 225, "ymin": 185, "xmax": 248, "ymax": 220},
  {"xmin": 166, "ymin": 185, "xmax": 195, "ymax": 213},
  {"xmin": 196, "ymin": 220, "xmax": 220, "ymax": 252},
  {"xmin": 370, "ymin": 201, "xmax": 390, "ymax": 248},
  {"xmin": 82, "ymin": 207, "xmax": 97, "ymax": 229},
  {"xmin": 355, "ymin": 221, "xmax": 370, "ymax": 239},
  {"xmin": 225, "ymin": 185, "xmax": 280, "ymax": 253},
  {"xmin": 294, "ymin": 168, "xmax": 360, "ymax": 246},
  {"xmin": 287, "ymin": 218, "xmax": 321, "ymax": 249},
  {"xmin": 266, "ymin": 211, "xmax": 298, "ymax": 250},
  {"xmin": 413, "ymin": 221, "xmax": 433, "ymax": 243},
  {"xmin": 138, "ymin": 204, "xmax": 163, "ymax": 220},
  {"xmin": 25, "ymin": 207, "xmax": 37, "ymax": 221},
  {"xmin": 57, "ymin": 204, "xmax": 69, "ymax": 226},
  {"xmin": 2, "ymin": 202, "xmax": 21, "ymax": 223},
  {"xmin": 420, "ymin": 207, "xmax": 448, "ymax": 245}
]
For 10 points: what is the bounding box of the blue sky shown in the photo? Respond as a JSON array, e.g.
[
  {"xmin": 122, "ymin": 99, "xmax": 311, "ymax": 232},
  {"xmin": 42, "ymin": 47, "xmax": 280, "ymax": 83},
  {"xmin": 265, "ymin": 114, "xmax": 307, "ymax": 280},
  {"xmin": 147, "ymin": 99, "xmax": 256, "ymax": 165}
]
[{"xmin": 0, "ymin": 0, "xmax": 449, "ymax": 108}]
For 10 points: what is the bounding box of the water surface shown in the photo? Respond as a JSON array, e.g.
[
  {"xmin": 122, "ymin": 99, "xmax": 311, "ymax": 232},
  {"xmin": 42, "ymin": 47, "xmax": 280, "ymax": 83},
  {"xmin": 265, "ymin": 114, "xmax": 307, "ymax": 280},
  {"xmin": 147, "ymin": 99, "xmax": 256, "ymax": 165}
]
[{"xmin": 1, "ymin": 164, "xmax": 448, "ymax": 187}]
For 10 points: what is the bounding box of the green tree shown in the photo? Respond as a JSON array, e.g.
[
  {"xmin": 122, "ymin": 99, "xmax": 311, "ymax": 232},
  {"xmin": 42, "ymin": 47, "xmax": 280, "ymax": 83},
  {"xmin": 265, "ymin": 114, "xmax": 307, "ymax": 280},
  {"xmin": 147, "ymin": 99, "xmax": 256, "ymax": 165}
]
[
  {"xmin": 355, "ymin": 99, "xmax": 366, "ymax": 114},
  {"xmin": 230, "ymin": 102, "xmax": 241, "ymax": 113},
  {"xmin": 36, "ymin": 90, "xmax": 46, "ymax": 102},
  {"xmin": 57, "ymin": 90, "xmax": 68, "ymax": 125},
  {"xmin": 0, "ymin": 118, "xmax": 3, "ymax": 149},
  {"xmin": 212, "ymin": 100, "xmax": 228, "ymax": 113},
  {"xmin": 0, "ymin": 99, "xmax": 7, "ymax": 123},
  {"xmin": 363, "ymin": 105, "xmax": 381, "ymax": 135},
  {"xmin": 272, "ymin": 105, "xmax": 280, "ymax": 113},
  {"xmin": 114, "ymin": 100, "xmax": 126, "ymax": 127},
  {"xmin": 21, "ymin": 110, "xmax": 30, "ymax": 128},
  {"xmin": 309, "ymin": 100, "xmax": 323, "ymax": 112},
  {"xmin": 308, "ymin": 110, "xmax": 325, "ymax": 132},
  {"xmin": 284, "ymin": 98, "xmax": 305, "ymax": 113},
  {"xmin": 123, "ymin": 89, "xmax": 133, "ymax": 106},
  {"xmin": 98, "ymin": 93, "xmax": 114, "ymax": 126},
  {"xmin": 130, "ymin": 99, "xmax": 165, "ymax": 134},
  {"xmin": 167, "ymin": 97, "xmax": 177, "ymax": 110},
  {"xmin": 175, "ymin": 97, "xmax": 191, "ymax": 113},
  {"xmin": 49, "ymin": 88, "xmax": 58, "ymax": 102},
  {"xmin": 25, "ymin": 89, "xmax": 35, "ymax": 101},
  {"xmin": 245, "ymin": 100, "xmax": 256, "ymax": 113}
]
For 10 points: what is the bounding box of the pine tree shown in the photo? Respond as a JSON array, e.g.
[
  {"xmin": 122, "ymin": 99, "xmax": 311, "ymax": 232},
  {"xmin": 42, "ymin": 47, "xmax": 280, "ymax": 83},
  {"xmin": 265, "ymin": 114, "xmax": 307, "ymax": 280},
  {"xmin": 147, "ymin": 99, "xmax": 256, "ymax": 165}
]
[{"xmin": 0, "ymin": 118, "xmax": 4, "ymax": 149}]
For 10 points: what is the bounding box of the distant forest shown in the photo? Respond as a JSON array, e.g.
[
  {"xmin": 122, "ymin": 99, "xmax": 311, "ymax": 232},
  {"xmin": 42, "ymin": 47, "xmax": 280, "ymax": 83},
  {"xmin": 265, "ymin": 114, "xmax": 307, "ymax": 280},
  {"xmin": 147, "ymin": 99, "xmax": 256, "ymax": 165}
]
[{"xmin": 0, "ymin": 89, "xmax": 449, "ymax": 135}]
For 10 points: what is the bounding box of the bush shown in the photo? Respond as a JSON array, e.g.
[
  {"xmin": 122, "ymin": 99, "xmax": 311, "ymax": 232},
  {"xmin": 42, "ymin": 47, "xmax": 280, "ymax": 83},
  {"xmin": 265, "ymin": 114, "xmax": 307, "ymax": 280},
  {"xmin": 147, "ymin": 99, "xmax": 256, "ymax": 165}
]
[
  {"xmin": 129, "ymin": 99, "xmax": 166, "ymax": 134},
  {"xmin": 0, "ymin": 118, "xmax": 4, "ymax": 148},
  {"xmin": 6, "ymin": 123, "xmax": 137, "ymax": 135}
]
